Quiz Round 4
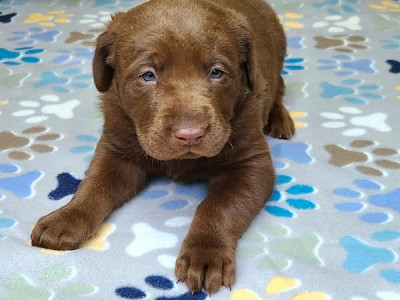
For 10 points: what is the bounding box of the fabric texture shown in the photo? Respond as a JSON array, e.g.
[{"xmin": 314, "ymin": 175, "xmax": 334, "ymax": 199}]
[{"xmin": 1, "ymin": 0, "xmax": 400, "ymax": 299}]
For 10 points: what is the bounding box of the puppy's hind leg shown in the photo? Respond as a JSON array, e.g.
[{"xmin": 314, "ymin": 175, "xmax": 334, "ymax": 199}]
[{"xmin": 264, "ymin": 76, "xmax": 295, "ymax": 140}]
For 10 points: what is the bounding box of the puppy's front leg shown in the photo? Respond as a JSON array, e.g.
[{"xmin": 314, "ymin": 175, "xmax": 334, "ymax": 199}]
[
  {"xmin": 31, "ymin": 137, "xmax": 147, "ymax": 250},
  {"xmin": 175, "ymin": 153, "xmax": 274, "ymax": 294}
]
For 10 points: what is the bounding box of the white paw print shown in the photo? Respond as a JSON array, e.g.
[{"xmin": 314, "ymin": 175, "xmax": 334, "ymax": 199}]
[
  {"xmin": 313, "ymin": 16, "xmax": 361, "ymax": 33},
  {"xmin": 79, "ymin": 12, "xmax": 111, "ymax": 28},
  {"xmin": 321, "ymin": 106, "xmax": 391, "ymax": 136},
  {"xmin": 12, "ymin": 94, "xmax": 81, "ymax": 123}
]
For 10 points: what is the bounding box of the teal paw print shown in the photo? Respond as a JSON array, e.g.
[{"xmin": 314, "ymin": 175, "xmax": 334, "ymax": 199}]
[
  {"xmin": 70, "ymin": 134, "xmax": 99, "ymax": 162},
  {"xmin": 115, "ymin": 274, "xmax": 208, "ymax": 299},
  {"xmin": 282, "ymin": 55, "xmax": 305, "ymax": 75},
  {"xmin": 265, "ymin": 174, "xmax": 317, "ymax": 218},
  {"xmin": 320, "ymin": 79, "xmax": 383, "ymax": 104},
  {"xmin": 0, "ymin": 210, "xmax": 17, "ymax": 241},
  {"xmin": 0, "ymin": 46, "xmax": 44, "ymax": 65},
  {"xmin": 2, "ymin": 265, "xmax": 98, "ymax": 299},
  {"xmin": 238, "ymin": 221, "xmax": 323, "ymax": 271}
]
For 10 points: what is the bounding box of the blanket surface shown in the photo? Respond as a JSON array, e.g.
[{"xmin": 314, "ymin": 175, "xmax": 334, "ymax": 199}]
[{"xmin": 1, "ymin": 0, "xmax": 400, "ymax": 299}]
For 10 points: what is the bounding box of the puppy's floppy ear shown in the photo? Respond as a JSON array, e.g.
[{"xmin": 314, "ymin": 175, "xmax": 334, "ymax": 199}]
[
  {"xmin": 236, "ymin": 23, "xmax": 256, "ymax": 92},
  {"xmin": 93, "ymin": 31, "xmax": 115, "ymax": 92}
]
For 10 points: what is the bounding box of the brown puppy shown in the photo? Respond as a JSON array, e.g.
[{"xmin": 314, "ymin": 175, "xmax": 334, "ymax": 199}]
[{"xmin": 31, "ymin": 0, "xmax": 294, "ymax": 294}]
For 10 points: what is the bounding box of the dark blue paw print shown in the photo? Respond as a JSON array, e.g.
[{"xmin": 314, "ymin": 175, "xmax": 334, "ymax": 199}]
[
  {"xmin": 333, "ymin": 178, "xmax": 400, "ymax": 224},
  {"xmin": 318, "ymin": 54, "xmax": 375, "ymax": 77},
  {"xmin": 116, "ymin": 275, "xmax": 208, "ymax": 300},
  {"xmin": 0, "ymin": 163, "xmax": 42, "ymax": 198},
  {"xmin": 312, "ymin": 0, "xmax": 359, "ymax": 14},
  {"xmin": 386, "ymin": 59, "xmax": 400, "ymax": 74},
  {"xmin": 48, "ymin": 172, "xmax": 82, "ymax": 200},
  {"xmin": 0, "ymin": 11, "xmax": 17, "ymax": 23},
  {"xmin": 0, "ymin": 46, "xmax": 44, "ymax": 65},
  {"xmin": 282, "ymin": 55, "xmax": 305, "ymax": 75},
  {"xmin": 265, "ymin": 174, "xmax": 316, "ymax": 218},
  {"xmin": 140, "ymin": 178, "xmax": 207, "ymax": 211},
  {"xmin": 7, "ymin": 27, "xmax": 61, "ymax": 46}
]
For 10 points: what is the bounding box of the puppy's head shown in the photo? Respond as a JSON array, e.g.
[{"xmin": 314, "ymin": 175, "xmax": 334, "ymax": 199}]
[{"xmin": 93, "ymin": 0, "xmax": 255, "ymax": 160}]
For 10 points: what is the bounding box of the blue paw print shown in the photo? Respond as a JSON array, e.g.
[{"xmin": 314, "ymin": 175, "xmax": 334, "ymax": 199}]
[
  {"xmin": 115, "ymin": 275, "xmax": 208, "ymax": 300},
  {"xmin": 0, "ymin": 0, "xmax": 28, "ymax": 10},
  {"xmin": 312, "ymin": 0, "xmax": 359, "ymax": 14},
  {"xmin": 34, "ymin": 68, "xmax": 92, "ymax": 93},
  {"xmin": 287, "ymin": 36, "xmax": 304, "ymax": 49},
  {"xmin": 0, "ymin": 163, "xmax": 42, "ymax": 198},
  {"xmin": 270, "ymin": 139, "xmax": 313, "ymax": 170},
  {"xmin": 0, "ymin": 46, "xmax": 44, "ymax": 65},
  {"xmin": 70, "ymin": 134, "xmax": 99, "ymax": 162},
  {"xmin": 92, "ymin": 0, "xmax": 134, "ymax": 9},
  {"xmin": 48, "ymin": 172, "xmax": 81, "ymax": 200},
  {"xmin": 333, "ymin": 179, "xmax": 400, "ymax": 224},
  {"xmin": 282, "ymin": 55, "xmax": 305, "ymax": 75},
  {"xmin": 265, "ymin": 174, "xmax": 317, "ymax": 218},
  {"xmin": 140, "ymin": 178, "xmax": 207, "ymax": 211},
  {"xmin": 318, "ymin": 54, "xmax": 375, "ymax": 76},
  {"xmin": 7, "ymin": 27, "xmax": 61, "ymax": 46},
  {"xmin": 51, "ymin": 48, "xmax": 94, "ymax": 66},
  {"xmin": 320, "ymin": 79, "xmax": 382, "ymax": 104}
]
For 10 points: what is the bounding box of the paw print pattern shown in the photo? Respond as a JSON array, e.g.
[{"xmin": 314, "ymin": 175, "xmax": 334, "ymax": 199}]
[
  {"xmin": 92, "ymin": 0, "xmax": 142, "ymax": 10},
  {"xmin": 282, "ymin": 56, "xmax": 305, "ymax": 75},
  {"xmin": 7, "ymin": 27, "xmax": 61, "ymax": 46},
  {"xmin": 115, "ymin": 275, "xmax": 208, "ymax": 300},
  {"xmin": 270, "ymin": 140, "xmax": 314, "ymax": 170},
  {"xmin": 65, "ymin": 28, "xmax": 102, "ymax": 47},
  {"xmin": 381, "ymin": 35, "xmax": 400, "ymax": 50},
  {"xmin": 238, "ymin": 221, "xmax": 323, "ymax": 271},
  {"xmin": 0, "ymin": 210, "xmax": 17, "ymax": 241},
  {"xmin": 79, "ymin": 11, "xmax": 111, "ymax": 28},
  {"xmin": 0, "ymin": 11, "xmax": 17, "ymax": 23},
  {"xmin": 320, "ymin": 79, "xmax": 382, "ymax": 104},
  {"xmin": 313, "ymin": 15, "xmax": 361, "ymax": 33},
  {"xmin": 314, "ymin": 35, "xmax": 367, "ymax": 53},
  {"xmin": 51, "ymin": 48, "xmax": 93, "ymax": 66},
  {"xmin": 265, "ymin": 174, "xmax": 317, "ymax": 218},
  {"xmin": 312, "ymin": 0, "xmax": 360, "ymax": 14},
  {"xmin": 325, "ymin": 140, "xmax": 400, "ymax": 177},
  {"xmin": 321, "ymin": 106, "xmax": 391, "ymax": 136},
  {"xmin": 34, "ymin": 68, "xmax": 92, "ymax": 93},
  {"xmin": 23, "ymin": 10, "xmax": 73, "ymax": 27},
  {"xmin": 0, "ymin": 126, "xmax": 61, "ymax": 160},
  {"xmin": 369, "ymin": 1, "xmax": 400, "ymax": 13},
  {"xmin": 12, "ymin": 94, "xmax": 81, "ymax": 123},
  {"xmin": 280, "ymin": 12, "xmax": 303, "ymax": 30},
  {"xmin": 70, "ymin": 134, "xmax": 99, "ymax": 162},
  {"xmin": 318, "ymin": 54, "xmax": 375, "ymax": 77},
  {"xmin": 0, "ymin": 67, "xmax": 30, "ymax": 88},
  {"xmin": 0, "ymin": 163, "xmax": 42, "ymax": 198},
  {"xmin": 0, "ymin": 46, "xmax": 44, "ymax": 65},
  {"xmin": 2, "ymin": 265, "xmax": 97, "ymax": 299},
  {"xmin": 396, "ymin": 85, "xmax": 400, "ymax": 100}
]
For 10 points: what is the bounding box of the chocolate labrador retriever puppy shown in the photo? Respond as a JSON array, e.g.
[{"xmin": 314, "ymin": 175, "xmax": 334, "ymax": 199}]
[{"xmin": 32, "ymin": 0, "xmax": 294, "ymax": 294}]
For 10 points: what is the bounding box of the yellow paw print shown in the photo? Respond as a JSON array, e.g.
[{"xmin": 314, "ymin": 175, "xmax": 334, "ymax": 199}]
[
  {"xmin": 290, "ymin": 111, "xmax": 308, "ymax": 128},
  {"xmin": 369, "ymin": 1, "xmax": 400, "ymax": 12},
  {"xmin": 280, "ymin": 12, "xmax": 303, "ymax": 30},
  {"xmin": 231, "ymin": 276, "xmax": 331, "ymax": 300},
  {"xmin": 395, "ymin": 86, "xmax": 400, "ymax": 100},
  {"xmin": 30, "ymin": 223, "xmax": 115, "ymax": 255},
  {"xmin": 24, "ymin": 10, "xmax": 74, "ymax": 27}
]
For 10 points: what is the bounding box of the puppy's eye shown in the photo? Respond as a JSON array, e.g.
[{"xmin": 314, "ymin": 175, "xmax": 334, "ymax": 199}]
[
  {"xmin": 209, "ymin": 68, "xmax": 224, "ymax": 79},
  {"xmin": 141, "ymin": 71, "xmax": 157, "ymax": 82}
]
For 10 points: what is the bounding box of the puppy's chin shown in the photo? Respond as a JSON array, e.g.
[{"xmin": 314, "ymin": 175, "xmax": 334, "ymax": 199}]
[{"xmin": 141, "ymin": 144, "xmax": 225, "ymax": 161}]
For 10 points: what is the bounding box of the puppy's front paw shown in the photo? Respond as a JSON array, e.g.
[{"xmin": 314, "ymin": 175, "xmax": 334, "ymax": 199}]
[
  {"xmin": 31, "ymin": 208, "xmax": 95, "ymax": 250},
  {"xmin": 265, "ymin": 104, "xmax": 295, "ymax": 140},
  {"xmin": 175, "ymin": 238, "xmax": 236, "ymax": 295}
]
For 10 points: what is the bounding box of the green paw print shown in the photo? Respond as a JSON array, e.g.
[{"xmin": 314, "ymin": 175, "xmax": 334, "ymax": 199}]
[
  {"xmin": 3, "ymin": 265, "xmax": 97, "ymax": 300},
  {"xmin": 238, "ymin": 221, "xmax": 323, "ymax": 271}
]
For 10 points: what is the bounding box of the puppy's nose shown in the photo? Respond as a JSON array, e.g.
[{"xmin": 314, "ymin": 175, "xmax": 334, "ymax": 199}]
[{"xmin": 174, "ymin": 128, "xmax": 205, "ymax": 146}]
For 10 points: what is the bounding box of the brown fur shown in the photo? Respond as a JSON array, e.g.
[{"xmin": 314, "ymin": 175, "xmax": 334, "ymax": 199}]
[{"xmin": 31, "ymin": 0, "xmax": 294, "ymax": 294}]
